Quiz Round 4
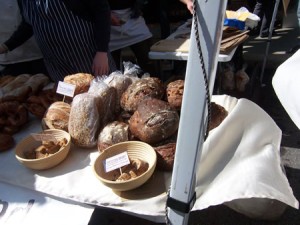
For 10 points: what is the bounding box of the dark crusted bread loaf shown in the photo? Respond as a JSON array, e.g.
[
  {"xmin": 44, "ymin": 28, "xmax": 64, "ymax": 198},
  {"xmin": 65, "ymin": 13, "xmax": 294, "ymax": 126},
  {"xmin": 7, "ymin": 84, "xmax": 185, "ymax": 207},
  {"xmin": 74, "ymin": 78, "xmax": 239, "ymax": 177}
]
[
  {"xmin": 120, "ymin": 77, "xmax": 165, "ymax": 112},
  {"xmin": 154, "ymin": 142, "xmax": 176, "ymax": 171},
  {"xmin": 208, "ymin": 102, "xmax": 228, "ymax": 131},
  {"xmin": 129, "ymin": 98, "xmax": 179, "ymax": 144},
  {"xmin": 166, "ymin": 79, "xmax": 184, "ymax": 111}
]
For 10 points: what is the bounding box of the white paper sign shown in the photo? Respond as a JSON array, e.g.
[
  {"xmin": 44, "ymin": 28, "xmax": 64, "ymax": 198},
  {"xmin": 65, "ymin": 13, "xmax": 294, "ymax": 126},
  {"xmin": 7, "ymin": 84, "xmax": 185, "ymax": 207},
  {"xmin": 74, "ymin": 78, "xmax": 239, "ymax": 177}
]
[
  {"xmin": 31, "ymin": 133, "xmax": 57, "ymax": 142},
  {"xmin": 56, "ymin": 81, "xmax": 76, "ymax": 97},
  {"xmin": 103, "ymin": 151, "xmax": 130, "ymax": 173}
]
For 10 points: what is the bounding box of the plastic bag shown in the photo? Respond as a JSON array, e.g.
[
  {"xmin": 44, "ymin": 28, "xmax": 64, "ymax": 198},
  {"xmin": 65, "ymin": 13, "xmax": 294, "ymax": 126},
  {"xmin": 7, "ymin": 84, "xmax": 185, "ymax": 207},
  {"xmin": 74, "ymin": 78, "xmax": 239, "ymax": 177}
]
[{"xmin": 68, "ymin": 93, "xmax": 102, "ymax": 148}]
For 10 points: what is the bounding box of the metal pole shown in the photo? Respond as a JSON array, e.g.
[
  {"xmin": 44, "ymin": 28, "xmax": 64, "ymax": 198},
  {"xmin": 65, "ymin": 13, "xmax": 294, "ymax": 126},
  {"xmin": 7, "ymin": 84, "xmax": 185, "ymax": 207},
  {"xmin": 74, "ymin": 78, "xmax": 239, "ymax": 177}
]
[
  {"xmin": 259, "ymin": 0, "xmax": 281, "ymax": 86},
  {"xmin": 166, "ymin": 1, "xmax": 227, "ymax": 224}
]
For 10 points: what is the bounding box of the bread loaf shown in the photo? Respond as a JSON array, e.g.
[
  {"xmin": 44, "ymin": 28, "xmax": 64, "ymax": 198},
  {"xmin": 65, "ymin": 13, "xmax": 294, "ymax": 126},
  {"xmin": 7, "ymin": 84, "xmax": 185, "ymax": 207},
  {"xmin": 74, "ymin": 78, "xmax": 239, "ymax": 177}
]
[
  {"xmin": 104, "ymin": 72, "xmax": 133, "ymax": 114},
  {"xmin": 1, "ymin": 74, "xmax": 31, "ymax": 94},
  {"xmin": 166, "ymin": 79, "xmax": 184, "ymax": 111},
  {"xmin": 88, "ymin": 79, "xmax": 117, "ymax": 126},
  {"xmin": 68, "ymin": 93, "xmax": 102, "ymax": 148},
  {"xmin": 129, "ymin": 98, "xmax": 179, "ymax": 144},
  {"xmin": 208, "ymin": 102, "xmax": 228, "ymax": 131},
  {"xmin": 25, "ymin": 73, "xmax": 50, "ymax": 95},
  {"xmin": 0, "ymin": 133, "xmax": 14, "ymax": 152},
  {"xmin": 120, "ymin": 77, "xmax": 165, "ymax": 112},
  {"xmin": 97, "ymin": 121, "xmax": 130, "ymax": 152},
  {"xmin": 0, "ymin": 101, "xmax": 28, "ymax": 134},
  {"xmin": 0, "ymin": 74, "xmax": 50, "ymax": 102},
  {"xmin": 154, "ymin": 142, "xmax": 176, "ymax": 171},
  {"xmin": 64, "ymin": 73, "xmax": 94, "ymax": 96},
  {"xmin": 0, "ymin": 75, "xmax": 15, "ymax": 88},
  {"xmin": 43, "ymin": 101, "xmax": 71, "ymax": 131}
]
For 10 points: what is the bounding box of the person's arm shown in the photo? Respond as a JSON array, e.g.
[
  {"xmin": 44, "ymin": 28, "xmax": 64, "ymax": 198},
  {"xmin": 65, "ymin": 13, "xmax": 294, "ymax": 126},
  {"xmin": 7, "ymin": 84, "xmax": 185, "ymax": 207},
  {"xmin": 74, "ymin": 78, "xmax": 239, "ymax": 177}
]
[
  {"xmin": 180, "ymin": 0, "xmax": 194, "ymax": 14},
  {"xmin": 86, "ymin": 0, "xmax": 111, "ymax": 76},
  {"xmin": 1, "ymin": 0, "xmax": 34, "ymax": 53},
  {"xmin": 3, "ymin": 19, "xmax": 34, "ymax": 52}
]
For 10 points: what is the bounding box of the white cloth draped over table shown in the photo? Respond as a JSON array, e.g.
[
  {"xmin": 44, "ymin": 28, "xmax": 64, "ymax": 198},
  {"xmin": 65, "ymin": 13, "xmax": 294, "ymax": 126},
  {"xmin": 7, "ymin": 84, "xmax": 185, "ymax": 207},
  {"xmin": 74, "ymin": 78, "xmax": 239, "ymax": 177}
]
[
  {"xmin": 272, "ymin": 49, "xmax": 300, "ymax": 130},
  {"xmin": 0, "ymin": 182, "xmax": 94, "ymax": 225},
  {"xmin": 0, "ymin": 95, "xmax": 298, "ymax": 223}
]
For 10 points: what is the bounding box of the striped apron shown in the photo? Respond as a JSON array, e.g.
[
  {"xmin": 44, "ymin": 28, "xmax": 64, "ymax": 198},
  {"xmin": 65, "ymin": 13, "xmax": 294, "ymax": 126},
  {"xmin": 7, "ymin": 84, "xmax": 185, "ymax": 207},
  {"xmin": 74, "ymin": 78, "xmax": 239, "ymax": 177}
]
[{"xmin": 20, "ymin": 0, "xmax": 116, "ymax": 81}]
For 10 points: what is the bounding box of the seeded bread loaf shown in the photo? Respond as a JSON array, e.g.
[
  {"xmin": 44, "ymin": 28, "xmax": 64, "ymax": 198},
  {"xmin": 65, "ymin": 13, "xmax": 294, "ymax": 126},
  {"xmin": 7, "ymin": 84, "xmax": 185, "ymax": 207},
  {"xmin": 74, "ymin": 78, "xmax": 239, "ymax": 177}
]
[
  {"xmin": 166, "ymin": 79, "xmax": 184, "ymax": 111},
  {"xmin": 68, "ymin": 93, "xmax": 102, "ymax": 148},
  {"xmin": 120, "ymin": 77, "xmax": 165, "ymax": 112}
]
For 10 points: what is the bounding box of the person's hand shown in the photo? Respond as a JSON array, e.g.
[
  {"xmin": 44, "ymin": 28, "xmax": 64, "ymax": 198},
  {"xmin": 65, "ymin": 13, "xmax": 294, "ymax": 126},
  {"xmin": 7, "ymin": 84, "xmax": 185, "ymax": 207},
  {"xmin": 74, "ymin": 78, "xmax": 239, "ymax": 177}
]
[
  {"xmin": 181, "ymin": 0, "xmax": 194, "ymax": 14},
  {"xmin": 0, "ymin": 44, "xmax": 9, "ymax": 54},
  {"xmin": 92, "ymin": 52, "xmax": 109, "ymax": 77},
  {"xmin": 111, "ymin": 13, "xmax": 124, "ymax": 26}
]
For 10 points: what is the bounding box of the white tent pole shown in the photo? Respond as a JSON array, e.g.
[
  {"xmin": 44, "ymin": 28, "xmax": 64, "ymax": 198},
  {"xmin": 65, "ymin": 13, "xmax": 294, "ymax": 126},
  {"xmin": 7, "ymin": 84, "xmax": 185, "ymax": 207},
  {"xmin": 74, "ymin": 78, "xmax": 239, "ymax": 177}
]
[
  {"xmin": 166, "ymin": 1, "xmax": 227, "ymax": 224},
  {"xmin": 259, "ymin": 0, "xmax": 281, "ymax": 85}
]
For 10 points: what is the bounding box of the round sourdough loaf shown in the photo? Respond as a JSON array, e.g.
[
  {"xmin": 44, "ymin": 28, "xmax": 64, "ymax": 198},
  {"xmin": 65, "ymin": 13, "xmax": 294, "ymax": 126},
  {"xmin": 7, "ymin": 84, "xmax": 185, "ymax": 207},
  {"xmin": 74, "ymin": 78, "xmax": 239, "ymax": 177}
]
[
  {"xmin": 43, "ymin": 101, "xmax": 71, "ymax": 131},
  {"xmin": 64, "ymin": 73, "xmax": 94, "ymax": 95},
  {"xmin": 208, "ymin": 102, "xmax": 228, "ymax": 131},
  {"xmin": 97, "ymin": 121, "xmax": 130, "ymax": 152},
  {"xmin": 154, "ymin": 142, "xmax": 176, "ymax": 171},
  {"xmin": 129, "ymin": 98, "xmax": 179, "ymax": 144},
  {"xmin": 120, "ymin": 77, "xmax": 165, "ymax": 112},
  {"xmin": 166, "ymin": 79, "xmax": 184, "ymax": 111}
]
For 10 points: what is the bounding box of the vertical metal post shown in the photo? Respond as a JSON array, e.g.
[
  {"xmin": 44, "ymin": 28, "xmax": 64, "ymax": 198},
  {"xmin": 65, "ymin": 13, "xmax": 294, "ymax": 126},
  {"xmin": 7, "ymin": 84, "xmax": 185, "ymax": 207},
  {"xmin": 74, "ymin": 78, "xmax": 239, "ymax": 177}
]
[
  {"xmin": 259, "ymin": 0, "xmax": 281, "ymax": 85},
  {"xmin": 166, "ymin": 1, "xmax": 227, "ymax": 224}
]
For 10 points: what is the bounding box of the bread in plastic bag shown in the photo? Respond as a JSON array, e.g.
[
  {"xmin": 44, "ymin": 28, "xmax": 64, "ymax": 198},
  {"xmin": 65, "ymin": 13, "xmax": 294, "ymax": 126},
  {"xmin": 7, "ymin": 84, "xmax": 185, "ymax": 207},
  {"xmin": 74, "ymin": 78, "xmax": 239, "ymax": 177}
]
[{"xmin": 68, "ymin": 93, "xmax": 102, "ymax": 148}]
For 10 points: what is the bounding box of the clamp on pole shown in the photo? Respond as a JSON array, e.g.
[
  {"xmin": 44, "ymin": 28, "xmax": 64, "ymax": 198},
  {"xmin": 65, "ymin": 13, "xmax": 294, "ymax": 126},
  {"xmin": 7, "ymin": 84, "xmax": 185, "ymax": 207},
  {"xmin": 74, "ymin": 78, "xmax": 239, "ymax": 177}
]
[{"xmin": 166, "ymin": 192, "xmax": 197, "ymax": 213}]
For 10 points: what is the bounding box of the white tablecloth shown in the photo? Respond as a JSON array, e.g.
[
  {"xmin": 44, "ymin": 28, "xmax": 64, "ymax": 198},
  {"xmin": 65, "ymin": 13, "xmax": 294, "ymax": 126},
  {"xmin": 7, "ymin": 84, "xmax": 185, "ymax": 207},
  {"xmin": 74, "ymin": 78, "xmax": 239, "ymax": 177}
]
[
  {"xmin": 0, "ymin": 181, "xmax": 93, "ymax": 225},
  {"xmin": 0, "ymin": 95, "xmax": 298, "ymax": 222},
  {"xmin": 272, "ymin": 49, "xmax": 300, "ymax": 130}
]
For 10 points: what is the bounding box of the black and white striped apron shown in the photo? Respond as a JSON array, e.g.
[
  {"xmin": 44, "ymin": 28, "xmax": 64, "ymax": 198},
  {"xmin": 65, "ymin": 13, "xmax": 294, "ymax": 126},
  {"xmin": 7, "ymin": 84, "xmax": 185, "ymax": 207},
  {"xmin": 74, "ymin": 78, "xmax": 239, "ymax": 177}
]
[{"xmin": 20, "ymin": 0, "xmax": 116, "ymax": 82}]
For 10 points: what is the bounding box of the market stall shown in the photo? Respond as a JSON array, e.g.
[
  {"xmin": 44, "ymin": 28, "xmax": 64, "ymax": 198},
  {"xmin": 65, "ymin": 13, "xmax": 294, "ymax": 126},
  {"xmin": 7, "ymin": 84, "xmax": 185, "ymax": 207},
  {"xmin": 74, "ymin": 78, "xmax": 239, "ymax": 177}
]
[
  {"xmin": 0, "ymin": 1, "xmax": 298, "ymax": 225},
  {"xmin": 0, "ymin": 90, "xmax": 298, "ymax": 223}
]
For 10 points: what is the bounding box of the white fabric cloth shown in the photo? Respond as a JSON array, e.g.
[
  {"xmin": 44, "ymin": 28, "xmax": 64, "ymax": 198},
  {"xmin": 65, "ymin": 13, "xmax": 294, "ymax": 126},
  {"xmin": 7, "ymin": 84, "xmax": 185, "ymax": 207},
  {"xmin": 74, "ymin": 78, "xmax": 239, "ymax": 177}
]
[
  {"xmin": 109, "ymin": 8, "xmax": 152, "ymax": 52},
  {"xmin": 272, "ymin": 49, "xmax": 300, "ymax": 130},
  {"xmin": 0, "ymin": 181, "xmax": 94, "ymax": 225},
  {"xmin": 0, "ymin": 95, "xmax": 298, "ymax": 222},
  {"xmin": 0, "ymin": 0, "xmax": 42, "ymax": 65}
]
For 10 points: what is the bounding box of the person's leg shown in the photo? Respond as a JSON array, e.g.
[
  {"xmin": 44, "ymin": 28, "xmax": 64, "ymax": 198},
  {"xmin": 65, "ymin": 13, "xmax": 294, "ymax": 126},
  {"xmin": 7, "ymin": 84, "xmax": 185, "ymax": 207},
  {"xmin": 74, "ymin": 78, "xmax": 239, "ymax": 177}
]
[
  {"xmin": 260, "ymin": 0, "xmax": 276, "ymax": 37},
  {"xmin": 159, "ymin": 0, "xmax": 171, "ymax": 39},
  {"xmin": 130, "ymin": 38, "xmax": 156, "ymax": 76},
  {"xmin": 253, "ymin": 0, "xmax": 264, "ymax": 17},
  {"xmin": 110, "ymin": 49, "xmax": 122, "ymax": 70}
]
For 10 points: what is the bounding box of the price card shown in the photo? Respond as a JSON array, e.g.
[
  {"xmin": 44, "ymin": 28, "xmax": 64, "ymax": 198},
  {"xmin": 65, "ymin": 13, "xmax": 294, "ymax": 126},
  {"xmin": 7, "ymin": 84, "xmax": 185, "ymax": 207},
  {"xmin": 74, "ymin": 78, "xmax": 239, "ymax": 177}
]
[
  {"xmin": 31, "ymin": 133, "xmax": 57, "ymax": 142},
  {"xmin": 103, "ymin": 151, "xmax": 130, "ymax": 173},
  {"xmin": 56, "ymin": 81, "xmax": 76, "ymax": 97}
]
